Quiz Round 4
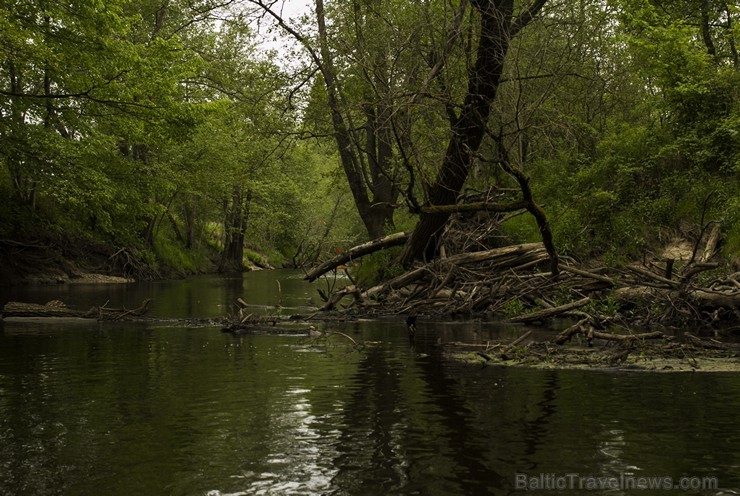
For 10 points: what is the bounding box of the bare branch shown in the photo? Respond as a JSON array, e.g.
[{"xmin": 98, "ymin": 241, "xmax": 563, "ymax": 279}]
[
  {"xmin": 420, "ymin": 200, "xmax": 528, "ymax": 214},
  {"xmin": 409, "ymin": 0, "xmax": 469, "ymax": 106},
  {"xmin": 510, "ymin": 0, "xmax": 548, "ymax": 37},
  {"xmin": 244, "ymin": 0, "xmax": 324, "ymax": 74}
]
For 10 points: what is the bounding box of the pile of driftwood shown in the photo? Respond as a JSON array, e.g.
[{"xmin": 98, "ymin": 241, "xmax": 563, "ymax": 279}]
[
  {"xmin": 304, "ymin": 231, "xmax": 739, "ymax": 344},
  {"xmin": 220, "ymin": 297, "xmax": 300, "ymax": 334},
  {"xmin": 1, "ymin": 299, "xmax": 150, "ymax": 321}
]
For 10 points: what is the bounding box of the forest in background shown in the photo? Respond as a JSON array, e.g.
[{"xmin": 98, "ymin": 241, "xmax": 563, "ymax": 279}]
[{"xmin": 1, "ymin": 0, "xmax": 738, "ymax": 284}]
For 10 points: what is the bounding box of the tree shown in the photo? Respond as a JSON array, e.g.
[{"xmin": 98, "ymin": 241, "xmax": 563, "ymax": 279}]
[
  {"xmin": 398, "ymin": 0, "xmax": 549, "ymax": 266},
  {"xmin": 247, "ymin": 0, "xmax": 435, "ymax": 240}
]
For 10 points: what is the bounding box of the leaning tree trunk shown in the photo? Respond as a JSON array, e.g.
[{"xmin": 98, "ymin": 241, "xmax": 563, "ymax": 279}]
[
  {"xmin": 315, "ymin": 0, "xmax": 391, "ymax": 240},
  {"xmin": 399, "ymin": 0, "xmax": 549, "ymax": 267},
  {"xmin": 399, "ymin": 0, "xmax": 515, "ymax": 266}
]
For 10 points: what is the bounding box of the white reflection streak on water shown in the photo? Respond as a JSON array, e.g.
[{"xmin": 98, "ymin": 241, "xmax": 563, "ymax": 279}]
[
  {"xmin": 594, "ymin": 425, "xmax": 639, "ymax": 496},
  {"xmin": 209, "ymin": 384, "xmax": 342, "ymax": 496},
  {"xmin": 261, "ymin": 386, "xmax": 339, "ymax": 494}
]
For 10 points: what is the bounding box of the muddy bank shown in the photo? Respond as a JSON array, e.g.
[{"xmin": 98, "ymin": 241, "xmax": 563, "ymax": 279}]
[
  {"xmin": 0, "ymin": 237, "xmax": 220, "ymax": 286},
  {"xmin": 1, "ymin": 238, "xmax": 137, "ymax": 286},
  {"xmin": 445, "ymin": 333, "xmax": 740, "ymax": 372}
]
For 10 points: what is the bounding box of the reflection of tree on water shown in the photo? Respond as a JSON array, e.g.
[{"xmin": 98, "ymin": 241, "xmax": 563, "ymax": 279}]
[
  {"xmin": 329, "ymin": 342, "xmax": 506, "ymax": 495},
  {"xmin": 519, "ymin": 371, "xmax": 560, "ymax": 470},
  {"xmin": 403, "ymin": 345, "xmax": 563, "ymax": 495}
]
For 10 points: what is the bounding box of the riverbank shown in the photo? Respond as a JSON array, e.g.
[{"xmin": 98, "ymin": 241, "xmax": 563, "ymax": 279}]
[
  {"xmin": 0, "ymin": 236, "xmax": 221, "ymax": 286},
  {"xmin": 0, "ymin": 231, "xmax": 291, "ymax": 287},
  {"xmin": 443, "ymin": 332, "xmax": 740, "ymax": 373},
  {"xmin": 0, "ymin": 237, "xmax": 151, "ymax": 286}
]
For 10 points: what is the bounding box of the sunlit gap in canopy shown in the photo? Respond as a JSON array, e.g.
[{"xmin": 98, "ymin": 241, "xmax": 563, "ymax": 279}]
[
  {"xmin": 209, "ymin": 0, "xmax": 316, "ymax": 117},
  {"xmin": 219, "ymin": 1, "xmax": 315, "ymax": 65}
]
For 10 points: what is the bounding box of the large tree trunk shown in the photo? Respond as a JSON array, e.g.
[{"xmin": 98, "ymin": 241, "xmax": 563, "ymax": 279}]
[
  {"xmin": 219, "ymin": 186, "xmax": 252, "ymax": 272},
  {"xmin": 248, "ymin": 0, "xmax": 401, "ymax": 240},
  {"xmin": 183, "ymin": 198, "xmax": 197, "ymax": 249},
  {"xmin": 399, "ymin": 0, "xmax": 515, "ymax": 266}
]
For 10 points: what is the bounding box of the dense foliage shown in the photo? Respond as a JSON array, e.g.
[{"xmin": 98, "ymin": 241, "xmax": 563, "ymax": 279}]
[{"xmin": 1, "ymin": 0, "xmax": 737, "ymax": 280}]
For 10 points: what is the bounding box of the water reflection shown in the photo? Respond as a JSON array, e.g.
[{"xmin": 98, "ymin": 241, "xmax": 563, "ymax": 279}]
[
  {"xmin": 0, "ymin": 270, "xmax": 325, "ymax": 319},
  {"xmin": 1, "ymin": 273, "xmax": 740, "ymax": 495}
]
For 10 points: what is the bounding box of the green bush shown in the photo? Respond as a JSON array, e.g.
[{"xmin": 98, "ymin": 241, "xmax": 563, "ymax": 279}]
[
  {"xmin": 245, "ymin": 248, "xmax": 271, "ymax": 268},
  {"xmin": 499, "ymin": 214, "xmax": 540, "ymax": 245},
  {"xmin": 353, "ymin": 247, "xmax": 404, "ymax": 286},
  {"xmin": 154, "ymin": 237, "xmax": 194, "ymax": 275}
]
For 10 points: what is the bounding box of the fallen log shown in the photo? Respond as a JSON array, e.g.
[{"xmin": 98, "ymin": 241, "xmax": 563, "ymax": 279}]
[
  {"xmin": 687, "ymin": 288, "xmax": 740, "ymax": 308},
  {"xmin": 614, "ymin": 286, "xmax": 739, "ymax": 310},
  {"xmin": 420, "ymin": 200, "xmax": 528, "ymax": 214},
  {"xmin": 359, "ymin": 243, "xmax": 548, "ymax": 302},
  {"xmin": 560, "ymin": 265, "xmax": 615, "ymax": 286},
  {"xmin": 304, "ymin": 231, "xmax": 410, "ymax": 282},
  {"xmin": 2, "ymin": 301, "xmax": 84, "ymax": 318},
  {"xmin": 626, "ymin": 264, "xmax": 679, "ymax": 288},
  {"xmin": 552, "ymin": 319, "xmax": 591, "ymax": 345},
  {"xmin": 589, "ymin": 330, "xmax": 667, "ymax": 342},
  {"xmin": 553, "ymin": 324, "xmax": 667, "ymax": 346},
  {"xmin": 510, "ymin": 297, "xmax": 592, "ymax": 323},
  {"xmin": 444, "ymin": 242, "xmax": 545, "ymax": 266},
  {"xmin": 2, "ymin": 300, "xmax": 150, "ymax": 320},
  {"xmin": 362, "ymin": 267, "xmax": 427, "ymax": 300}
]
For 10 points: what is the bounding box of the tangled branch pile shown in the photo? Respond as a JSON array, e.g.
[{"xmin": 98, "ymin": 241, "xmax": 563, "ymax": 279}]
[{"xmin": 309, "ymin": 235, "xmax": 739, "ymax": 340}]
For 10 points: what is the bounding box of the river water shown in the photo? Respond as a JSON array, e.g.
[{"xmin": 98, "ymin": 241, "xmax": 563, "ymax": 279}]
[{"xmin": 1, "ymin": 271, "xmax": 739, "ymax": 495}]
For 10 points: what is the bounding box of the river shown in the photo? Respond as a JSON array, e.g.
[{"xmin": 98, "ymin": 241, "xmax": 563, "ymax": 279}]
[{"xmin": 1, "ymin": 271, "xmax": 739, "ymax": 495}]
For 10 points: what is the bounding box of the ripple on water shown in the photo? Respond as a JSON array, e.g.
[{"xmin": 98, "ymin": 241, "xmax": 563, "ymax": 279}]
[{"xmin": 2, "ymin": 318, "xmax": 740, "ymax": 495}]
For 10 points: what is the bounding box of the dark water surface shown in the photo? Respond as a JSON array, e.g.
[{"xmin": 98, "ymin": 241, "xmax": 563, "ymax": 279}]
[{"xmin": 1, "ymin": 272, "xmax": 739, "ymax": 495}]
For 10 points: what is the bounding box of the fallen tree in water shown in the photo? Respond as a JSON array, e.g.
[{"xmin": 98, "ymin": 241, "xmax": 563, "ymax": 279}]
[
  {"xmin": 311, "ymin": 238, "xmax": 737, "ymax": 328},
  {"xmin": 304, "ymin": 231, "xmax": 410, "ymax": 282},
  {"xmin": 304, "ymin": 198, "xmax": 739, "ymax": 341},
  {"xmin": 2, "ymin": 299, "xmax": 151, "ymax": 321}
]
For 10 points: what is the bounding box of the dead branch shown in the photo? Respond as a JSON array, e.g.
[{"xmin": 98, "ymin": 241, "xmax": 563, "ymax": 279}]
[
  {"xmin": 589, "ymin": 330, "xmax": 667, "ymax": 342},
  {"xmin": 626, "ymin": 264, "xmax": 680, "ymax": 288},
  {"xmin": 320, "ymin": 285, "xmax": 360, "ymax": 311},
  {"xmin": 500, "ymin": 330, "xmax": 533, "ymax": 355},
  {"xmin": 560, "ymin": 265, "xmax": 615, "ymax": 286},
  {"xmin": 552, "ymin": 318, "xmax": 591, "ymax": 345},
  {"xmin": 304, "ymin": 231, "xmax": 410, "ymax": 282},
  {"xmin": 684, "ymin": 332, "xmax": 740, "ymax": 351},
  {"xmin": 362, "ymin": 267, "xmax": 428, "ymax": 300},
  {"xmin": 3, "ymin": 300, "xmax": 150, "ymax": 321},
  {"xmin": 510, "ymin": 297, "xmax": 592, "ymax": 323},
  {"xmin": 420, "ymin": 200, "xmax": 527, "ymax": 214}
]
